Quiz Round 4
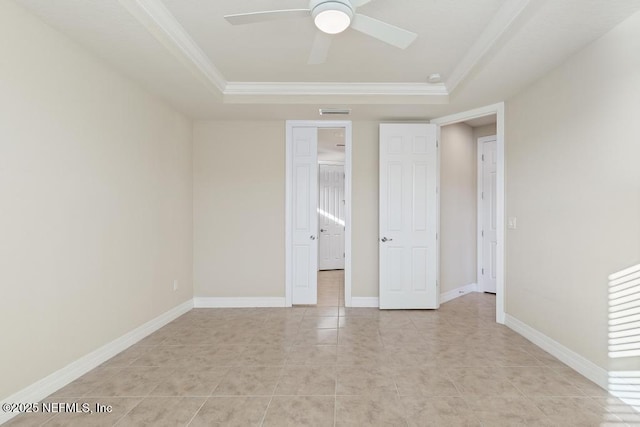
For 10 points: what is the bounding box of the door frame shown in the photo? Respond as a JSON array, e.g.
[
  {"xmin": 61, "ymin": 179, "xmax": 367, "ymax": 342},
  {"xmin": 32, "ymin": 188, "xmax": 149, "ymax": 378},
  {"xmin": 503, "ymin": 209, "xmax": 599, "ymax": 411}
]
[
  {"xmin": 431, "ymin": 103, "xmax": 505, "ymax": 324},
  {"xmin": 285, "ymin": 120, "xmax": 353, "ymax": 307},
  {"xmin": 477, "ymin": 135, "xmax": 497, "ymax": 293}
]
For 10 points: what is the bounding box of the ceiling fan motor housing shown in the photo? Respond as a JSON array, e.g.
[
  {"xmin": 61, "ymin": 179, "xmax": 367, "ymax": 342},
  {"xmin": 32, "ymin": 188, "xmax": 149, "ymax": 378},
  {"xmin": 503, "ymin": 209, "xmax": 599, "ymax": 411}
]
[{"xmin": 310, "ymin": 0, "xmax": 354, "ymax": 34}]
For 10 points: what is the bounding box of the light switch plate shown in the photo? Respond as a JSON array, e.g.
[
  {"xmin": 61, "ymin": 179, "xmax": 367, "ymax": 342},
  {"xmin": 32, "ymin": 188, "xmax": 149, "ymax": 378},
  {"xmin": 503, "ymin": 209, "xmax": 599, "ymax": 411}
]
[{"xmin": 508, "ymin": 217, "xmax": 517, "ymax": 229}]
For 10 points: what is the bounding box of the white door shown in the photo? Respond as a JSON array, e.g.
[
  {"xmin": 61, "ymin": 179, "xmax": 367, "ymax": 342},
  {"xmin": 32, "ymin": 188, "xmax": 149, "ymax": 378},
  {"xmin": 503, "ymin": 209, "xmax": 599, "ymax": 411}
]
[
  {"xmin": 318, "ymin": 164, "xmax": 345, "ymax": 270},
  {"xmin": 480, "ymin": 137, "xmax": 497, "ymax": 293},
  {"xmin": 291, "ymin": 127, "xmax": 318, "ymax": 305},
  {"xmin": 379, "ymin": 123, "xmax": 439, "ymax": 309}
]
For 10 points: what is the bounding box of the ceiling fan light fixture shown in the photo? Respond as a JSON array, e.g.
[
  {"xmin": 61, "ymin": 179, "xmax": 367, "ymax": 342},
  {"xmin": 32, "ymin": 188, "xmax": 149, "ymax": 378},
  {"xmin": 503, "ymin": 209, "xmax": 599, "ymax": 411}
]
[{"xmin": 312, "ymin": 1, "xmax": 353, "ymax": 34}]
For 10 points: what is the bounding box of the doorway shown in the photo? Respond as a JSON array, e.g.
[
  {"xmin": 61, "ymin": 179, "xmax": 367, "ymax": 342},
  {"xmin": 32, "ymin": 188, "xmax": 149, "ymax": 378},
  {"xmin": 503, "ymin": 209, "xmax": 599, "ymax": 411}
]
[
  {"xmin": 285, "ymin": 120, "xmax": 352, "ymax": 307},
  {"xmin": 317, "ymin": 128, "xmax": 346, "ymax": 306},
  {"xmin": 431, "ymin": 103, "xmax": 505, "ymax": 324}
]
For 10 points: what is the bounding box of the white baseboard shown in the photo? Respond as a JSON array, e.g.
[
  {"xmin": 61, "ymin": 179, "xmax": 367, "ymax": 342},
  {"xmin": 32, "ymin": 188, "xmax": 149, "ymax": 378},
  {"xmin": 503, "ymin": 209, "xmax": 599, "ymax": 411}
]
[
  {"xmin": 504, "ymin": 314, "xmax": 609, "ymax": 389},
  {"xmin": 350, "ymin": 297, "xmax": 379, "ymax": 308},
  {"xmin": 193, "ymin": 297, "xmax": 286, "ymax": 308},
  {"xmin": 440, "ymin": 283, "xmax": 478, "ymax": 304},
  {"xmin": 0, "ymin": 299, "xmax": 193, "ymax": 425}
]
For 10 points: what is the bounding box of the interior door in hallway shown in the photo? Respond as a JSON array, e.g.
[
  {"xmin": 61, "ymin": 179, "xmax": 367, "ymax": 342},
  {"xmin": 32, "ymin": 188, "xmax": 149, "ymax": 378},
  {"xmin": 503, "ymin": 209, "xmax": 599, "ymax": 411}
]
[
  {"xmin": 480, "ymin": 136, "xmax": 497, "ymax": 293},
  {"xmin": 318, "ymin": 164, "xmax": 345, "ymax": 271},
  {"xmin": 379, "ymin": 123, "xmax": 439, "ymax": 309}
]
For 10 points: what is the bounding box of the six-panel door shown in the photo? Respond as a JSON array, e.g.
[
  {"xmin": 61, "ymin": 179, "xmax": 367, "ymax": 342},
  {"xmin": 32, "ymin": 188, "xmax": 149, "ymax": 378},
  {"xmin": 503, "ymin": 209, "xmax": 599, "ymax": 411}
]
[
  {"xmin": 379, "ymin": 123, "xmax": 439, "ymax": 309},
  {"xmin": 291, "ymin": 127, "xmax": 318, "ymax": 305}
]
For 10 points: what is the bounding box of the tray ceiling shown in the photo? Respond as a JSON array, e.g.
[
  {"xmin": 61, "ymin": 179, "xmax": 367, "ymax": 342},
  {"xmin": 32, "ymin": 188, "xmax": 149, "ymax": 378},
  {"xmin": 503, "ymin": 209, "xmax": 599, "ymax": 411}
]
[{"xmin": 13, "ymin": 0, "xmax": 640, "ymax": 120}]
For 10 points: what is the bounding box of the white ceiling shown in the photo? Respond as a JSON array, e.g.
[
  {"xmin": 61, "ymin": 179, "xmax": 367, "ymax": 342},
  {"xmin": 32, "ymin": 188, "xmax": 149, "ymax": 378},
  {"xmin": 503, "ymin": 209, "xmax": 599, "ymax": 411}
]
[
  {"xmin": 161, "ymin": 0, "xmax": 504, "ymax": 83},
  {"xmin": 14, "ymin": 0, "xmax": 640, "ymax": 121}
]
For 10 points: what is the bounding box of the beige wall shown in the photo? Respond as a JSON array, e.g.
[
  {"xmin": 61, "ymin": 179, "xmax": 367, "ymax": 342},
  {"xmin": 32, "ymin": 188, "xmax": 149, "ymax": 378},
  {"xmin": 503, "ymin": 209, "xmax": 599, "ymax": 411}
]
[
  {"xmin": 440, "ymin": 123, "xmax": 477, "ymax": 293},
  {"xmin": 193, "ymin": 120, "xmax": 381, "ymax": 299},
  {"xmin": 473, "ymin": 123, "xmax": 497, "ymax": 140},
  {"xmin": 0, "ymin": 2, "xmax": 193, "ymax": 400},
  {"xmin": 193, "ymin": 121, "xmax": 286, "ymax": 297},
  {"xmin": 351, "ymin": 121, "xmax": 379, "ymax": 297},
  {"xmin": 193, "ymin": 120, "xmax": 482, "ymax": 300},
  {"xmin": 505, "ymin": 10, "xmax": 640, "ymax": 370}
]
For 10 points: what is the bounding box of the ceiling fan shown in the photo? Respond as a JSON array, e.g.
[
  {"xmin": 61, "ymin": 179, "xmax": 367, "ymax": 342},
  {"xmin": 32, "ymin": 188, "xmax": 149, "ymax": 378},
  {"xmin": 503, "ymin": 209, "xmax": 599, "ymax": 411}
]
[{"xmin": 224, "ymin": 0, "xmax": 417, "ymax": 64}]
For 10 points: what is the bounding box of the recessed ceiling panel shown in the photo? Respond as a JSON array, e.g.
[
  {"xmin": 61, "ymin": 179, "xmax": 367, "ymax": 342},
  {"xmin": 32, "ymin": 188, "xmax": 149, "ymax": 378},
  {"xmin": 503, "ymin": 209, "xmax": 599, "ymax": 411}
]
[{"xmin": 161, "ymin": 0, "xmax": 506, "ymax": 83}]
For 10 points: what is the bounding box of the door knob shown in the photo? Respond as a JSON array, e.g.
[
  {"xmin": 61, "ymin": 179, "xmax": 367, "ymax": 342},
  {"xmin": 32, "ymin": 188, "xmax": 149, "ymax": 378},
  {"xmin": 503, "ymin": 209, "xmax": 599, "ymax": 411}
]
[
  {"xmin": 381, "ymin": 237, "xmax": 393, "ymax": 242},
  {"xmin": 320, "ymin": 229, "xmax": 326, "ymax": 232},
  {"xmin": 310, "ymin": 235, "xmax": 316, "ymax": 240}
]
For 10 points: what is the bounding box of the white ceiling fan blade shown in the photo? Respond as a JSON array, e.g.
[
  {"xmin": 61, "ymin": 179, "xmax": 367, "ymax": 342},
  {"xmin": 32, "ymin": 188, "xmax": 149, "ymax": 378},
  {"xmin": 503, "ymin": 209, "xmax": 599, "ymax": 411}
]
[
  {"xmin": 224, "ymin": 9, "xmax": 309, "ymax": 25},
  {"xmin": 350, "ymin": 13, "xmax": 417, "ymax": 49},
  {"xmin": 351, "ymin": 0, "xmax": 375, "ymax": 7},
  {"xmin": 308, "ymin": 31, "xmax": 333, "ymax": 64}
]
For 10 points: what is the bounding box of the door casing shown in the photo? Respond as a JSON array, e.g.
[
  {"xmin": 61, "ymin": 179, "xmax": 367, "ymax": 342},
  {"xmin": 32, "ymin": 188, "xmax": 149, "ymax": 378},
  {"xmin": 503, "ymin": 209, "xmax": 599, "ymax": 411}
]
[{"xmin": 285, "ymin": 120, "xmax": 352, "ymax": 307}]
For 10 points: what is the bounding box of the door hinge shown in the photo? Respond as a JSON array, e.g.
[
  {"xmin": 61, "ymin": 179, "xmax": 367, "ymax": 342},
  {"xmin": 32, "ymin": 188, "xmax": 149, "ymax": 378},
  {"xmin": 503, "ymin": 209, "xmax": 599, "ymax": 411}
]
[
  {"xmin": 482, "ymin": 154, "xmax": 485, "ymax": 161},
  {"xmin": 482, "ymin": 268, "xmax": 485, "ymax": 275},
  {"xmin": 436, "ymin": 233, "xmax": 438, "ymax": 240},
  {"xmin": 481, "ymin": 192, "xmax": 484, "ymax": 200},
  {"xmin": 343, "ymin": 252, "xmax": 345, "ymax": 258},
  {"xmin": 482, "ymin": 230, "xmax": 484, "ymax": 237},
  {"xmin": 436, "ymin": 140, "xmax": 439, "ymax": 148}
]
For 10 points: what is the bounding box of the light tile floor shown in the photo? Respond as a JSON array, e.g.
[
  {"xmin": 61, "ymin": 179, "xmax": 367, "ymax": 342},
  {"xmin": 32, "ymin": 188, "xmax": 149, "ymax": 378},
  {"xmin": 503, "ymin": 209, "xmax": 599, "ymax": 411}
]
[
  {"xmin": 317, "ymin": 270, "xmax": 345, "ymax": 307},
  {"xmin": 7, "ymin": 282, "xmax": 639, "ymax": 426}
]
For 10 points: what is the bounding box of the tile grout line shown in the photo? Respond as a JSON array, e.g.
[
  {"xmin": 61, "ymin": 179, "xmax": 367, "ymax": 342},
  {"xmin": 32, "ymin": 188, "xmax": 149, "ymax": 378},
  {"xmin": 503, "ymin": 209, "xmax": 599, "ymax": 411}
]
[{"xmin": 184, "ymin": 397, "xmax": 208, "ymax": 427}]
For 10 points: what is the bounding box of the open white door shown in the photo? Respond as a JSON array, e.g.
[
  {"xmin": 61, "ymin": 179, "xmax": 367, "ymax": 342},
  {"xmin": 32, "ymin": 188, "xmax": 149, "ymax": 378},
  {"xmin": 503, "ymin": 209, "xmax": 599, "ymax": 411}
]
[
  {"xmin": 318, "ymin": 164, "xmax": 345, "ymax": 271},
  {"xmin": 479, "ymin": 136, "xmax": 497, "ymax": 293},
  {"xmin": 291, "ymin": 126, "xmax": 318, "ymax": 305},
  {"xmin": 379, "ymin": 123, "xmax": 439, "ymax": 309}
]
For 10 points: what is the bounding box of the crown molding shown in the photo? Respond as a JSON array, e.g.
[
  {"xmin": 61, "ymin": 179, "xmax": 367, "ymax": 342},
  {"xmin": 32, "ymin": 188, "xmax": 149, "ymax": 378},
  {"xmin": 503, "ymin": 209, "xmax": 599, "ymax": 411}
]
[
  {"xmin": 223, "ymin": 82, "xmax": 449, "ymax": 104},
  {"xmin": 118, "ymin": 0, "xmax": 226, "ymax": 96},
  {"xmin": 445, "ymin": 0, "xmax": 539, "ymax": 94},
  {"xmin": 224, "ymin": 82, "xmax": 449, "ymax": 96},
  {"xmin": 224, "ymin": 82, "xmax": 448, "ymax": 96}
]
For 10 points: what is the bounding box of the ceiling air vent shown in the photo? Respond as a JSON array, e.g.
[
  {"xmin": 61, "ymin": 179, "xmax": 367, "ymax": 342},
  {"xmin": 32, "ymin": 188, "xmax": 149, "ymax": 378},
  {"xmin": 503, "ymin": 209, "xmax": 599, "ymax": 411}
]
[{"xmin": 319, "ymin": 108, "xmax": 351, "ymax": 116}]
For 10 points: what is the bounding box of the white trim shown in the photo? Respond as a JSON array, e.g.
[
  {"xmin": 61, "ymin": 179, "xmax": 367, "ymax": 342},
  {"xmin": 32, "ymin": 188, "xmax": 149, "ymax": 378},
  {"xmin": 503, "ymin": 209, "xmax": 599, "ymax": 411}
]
[
  {"xmin": 117, "ymin": 0, "xmax": 226, "ymax": 95},
  {"xmin": 286, "ymin": 121, "xmax": 353, "ymax": 307},
  {"xmin": 504, "ymin": 314, "xmax": 609, "ymax": 390},
  {"xmin": 350, "ymin": 297, "xmax": 380, "ymax": 308},
  {"xmin": 440, "ymin": 283, "xmax": 478, "ymax": 304},
  {"xmin": 0, "ymin": 299, "xmax": 193, "ymax": 425},
  {"xmin": 224, "ymin": 82, "xmax": 448, "ymax": 97},
  {"xmin": 476, "ymin": 135, "xmax": 497, "ymax": 293},
  {"xmin": 436, "ymin": 125, "xmax": 442, "ymax": 307},
  {"xmin": 445, "ymin": 0, "xmax": 533, "ymax": 93},
  {"xmin": 431, "ymin": 102, "xmax": 506, "ymax": 324},
  {"xmin": 344, "ymin": 128, "xmax": 353, "ymax": 308},
  {"xmin": 193, "ymin": 297, "xmax": 286, "ymax": 308}
]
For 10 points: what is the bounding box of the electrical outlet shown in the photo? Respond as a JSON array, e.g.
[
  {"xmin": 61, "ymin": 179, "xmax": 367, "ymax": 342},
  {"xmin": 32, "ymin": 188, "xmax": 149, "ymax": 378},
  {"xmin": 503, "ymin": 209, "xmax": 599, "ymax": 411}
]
[
  {"xmin": 508, "ymin": 217, "xmax": 517, "ymax": 229},
  {"xmin": 173, "ymin": 279, "xmax": 178, "ymax": 291}
]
